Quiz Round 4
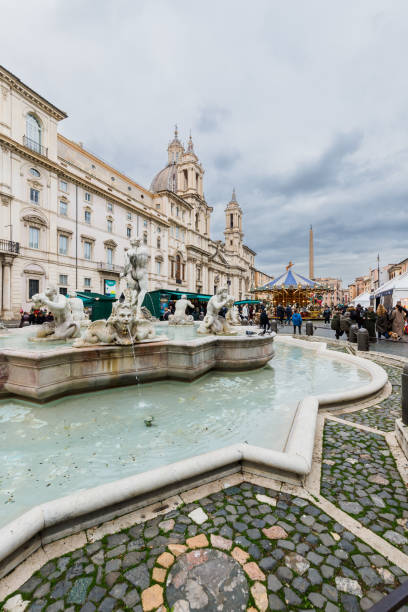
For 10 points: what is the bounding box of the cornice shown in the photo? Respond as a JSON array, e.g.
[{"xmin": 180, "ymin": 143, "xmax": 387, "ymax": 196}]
[
  {"xmin": 0, "ymin": 134, "xmax": 170, "ymax": 228},
  {"xmin": 0, "ymin": 65, "xmax": 67, "ymax": 121}
]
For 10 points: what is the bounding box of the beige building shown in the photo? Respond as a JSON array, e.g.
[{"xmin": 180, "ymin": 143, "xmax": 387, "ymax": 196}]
[
  {"xmin": 314, "ymin": 277, "xmax": 348, "ymax": 307},
  {"xmin": 0, "ymin": 66, "xmax": 259, "ymax": 319}
]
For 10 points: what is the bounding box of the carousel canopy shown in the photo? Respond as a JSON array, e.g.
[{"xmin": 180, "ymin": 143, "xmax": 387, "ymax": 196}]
[{"xmin": 257, "ymin": 264, "xmax": 315, "ymax": 291}]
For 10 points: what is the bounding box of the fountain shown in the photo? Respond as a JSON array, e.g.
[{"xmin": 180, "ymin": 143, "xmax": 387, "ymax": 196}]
[{"xmin": 168, "ymin": 294, "xmax": 194, "ymax": 325}]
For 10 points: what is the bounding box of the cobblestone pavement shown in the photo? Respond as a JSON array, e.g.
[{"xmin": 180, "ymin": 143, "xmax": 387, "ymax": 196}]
[
  {"xmin": 321, "ymin": 420, "xmax": 408, "ymax": 553},
  {"xmin": 3, "ymin": 482, "xmax": 408, "ymax": 612},
  {"xmin": 2, "ymin": 358, "xmax": 408, "ymax": 611},
  {"xmin": 339, "ymin": 364, "xmax": 402, "ymax": 432}
]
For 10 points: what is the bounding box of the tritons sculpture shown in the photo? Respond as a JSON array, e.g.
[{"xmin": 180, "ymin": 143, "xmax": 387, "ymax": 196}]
[
  {"xmin": 73, "ymin": 238, "xmax": 155, "ymax": 346},
  {"xmin": 31, "ymin": 285, "xmax": 81, "ymax": 341},
  {"xmin": 226, "ymin": 301, "xmax": 241, "ymax": 326},
  {"xmin": 197, "ymin": 287, "xmax": 237, "ymax": 335},
  {"xmin": 169, "ymin": 294, "xmax": 194, "ymax": 325}
]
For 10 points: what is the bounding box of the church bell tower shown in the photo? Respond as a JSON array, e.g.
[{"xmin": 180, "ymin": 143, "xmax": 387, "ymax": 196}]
[{"xmin": 224, "ymin": 188, "xmax": 243, "ymax": 253}]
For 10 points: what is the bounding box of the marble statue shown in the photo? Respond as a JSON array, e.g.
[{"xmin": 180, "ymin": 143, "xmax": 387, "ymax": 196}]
[
  {"xmin": 197, "ymin": 287, "xmax": 237, "ymax": 336},
  {"xmin": 69, "ymin": 295, "xmax": 90, "ymax": 328},
  {"xmin": 169, "ymin": 294, "xmax": 194, "ymax": 325},
  {"xmin": 121, "ymin": 238, "xmax": 149, "ymax": 317},
  {"xmin": 73, "ymin": 237, "xmax": 155, "ymax": 347},
  {"xmin": 226, "ymin": 300, "xmax": 241, "ymax": 326},
  {"xmin": 73, "ymin": 301, "xmax": 154, "ymax": 346},
  {"xmin": 31, "ymin": 284, "xmax": 81, "ymax": 341}
]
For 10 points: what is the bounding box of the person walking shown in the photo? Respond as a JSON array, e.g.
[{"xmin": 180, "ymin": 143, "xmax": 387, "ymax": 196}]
[
  {"xmin": 331, "ymin": 309, "xmax": 343, "ymax": 339},
  {"xmin": 323, "ymin": 306, "xmax": 331, "ymax": 324},
  {"xmin": 276, "ymin": 303, "xmax": 285, "ymax": 325},
  {"xmin": 292, "ymin": 309, "xmax": 302, "ymax": 334},
  {"xmin": 364, "ymin": 306, "xmax": 377, "ymax": 341},
  {"xmin": 376, "ymin": 304, "xmax": 389, "ymax": 339},
  {"xmin": 390, "ymin": 301, "xmax": 408, "ymax": 340},
  {"xmin": 340, "ymin": 310, "xmax": 352, "ymax": 339},
  {"xmin": 285, "ymin": 304, "xmax": 293, "ymax": 326},
  {"xmin": 259, "ymin": 307, "xmax": 269, "ymax": 334}
]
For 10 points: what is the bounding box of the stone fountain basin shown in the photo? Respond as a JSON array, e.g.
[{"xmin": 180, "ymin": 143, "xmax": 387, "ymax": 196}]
[
  {"xmin": 0, "ymin": 336, "xmax": 388, "ymax": 580},
  {"xmin": 0, "ymin": 334, "xmax": 275, "ymax": 401}
]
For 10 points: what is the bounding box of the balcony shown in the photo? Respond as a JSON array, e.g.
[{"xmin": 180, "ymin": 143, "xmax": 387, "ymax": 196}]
[
  {"xmin": 97, "ymin": 262, "xmax": 123, "ymax": 274},
  {"xmin": 23, "ymin": 136, "xmax": 48, "ymax": 157},
  {"xmin": 0, "ymin": 239, "xmax": 20, "ymax": 255}
]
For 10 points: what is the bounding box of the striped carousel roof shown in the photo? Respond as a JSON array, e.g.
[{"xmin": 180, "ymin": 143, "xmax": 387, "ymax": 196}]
[{"xmin": 258, "ymin": 265, "xmax": 316, "ymax": 290}]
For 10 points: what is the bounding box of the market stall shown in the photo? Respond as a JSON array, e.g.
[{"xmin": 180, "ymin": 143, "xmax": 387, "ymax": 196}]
[{"xmin": 373, "ymin": 272, "xmax": 408, "ymax": 310}]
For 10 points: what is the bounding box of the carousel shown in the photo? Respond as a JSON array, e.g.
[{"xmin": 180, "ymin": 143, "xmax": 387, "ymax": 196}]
[{"xmin": 255, "ymin": 262, "xmax": 325, "ymax": 318}]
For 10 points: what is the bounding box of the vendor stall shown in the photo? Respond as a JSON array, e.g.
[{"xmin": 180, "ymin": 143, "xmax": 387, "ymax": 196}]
[{"xmin": 373, "ymin": 272, "xmax": 408, "ymax": 310}]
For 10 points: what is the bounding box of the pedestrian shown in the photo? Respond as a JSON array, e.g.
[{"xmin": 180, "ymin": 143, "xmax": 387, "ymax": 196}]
[
  {"xmin": 276, "ymin": 303, "xmax": 285, "ymax": 325},
  {"xmin": 285, "ymin": 304, "xmax": 292, "ymax": 326},
  {"xmin": 242, "ymin": 303, "xmax": 249, "ymax": 322},
  {"xmin": 163, "ymin": 307, "xmax": 170, "ymax": 321},
  {"xmin": 364, "ymin": 306, "xmax": 377, "ymax": 341},
  {"xmin": 376, "ymin": 304, "xmax": 389, "ymax": 340},
  {"xmin": 340, "ymin": 310, "xmax": 352, "ymax": 339},
  {"xmin": 331, "ymin": 309, "xmax": 343, "ymax": 339},
  {"xmin": 292, "ymin": 309, "xmax": 302, "ymax": 334},
  {"xmin": 390, "ymin": 301, "xmax": 408, "ymax": 341},
  {"xmin": 259, "ymin": 307, "xmax": 269, "ymax": 334},
  {"xmin": 323, "ymin": 305, "xmax": 331, "ymax": 324}
]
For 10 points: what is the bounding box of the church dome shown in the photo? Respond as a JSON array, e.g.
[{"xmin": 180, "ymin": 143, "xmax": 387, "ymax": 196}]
[{"xmin": 150, "ymin": 163, "xmax": 178, "ymax": 193}]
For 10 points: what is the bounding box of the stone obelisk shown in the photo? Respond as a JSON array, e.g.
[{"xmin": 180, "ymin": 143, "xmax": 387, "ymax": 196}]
[{"xmin": 309, "ymin": 225, "xmax": 314, "ymax": 279}]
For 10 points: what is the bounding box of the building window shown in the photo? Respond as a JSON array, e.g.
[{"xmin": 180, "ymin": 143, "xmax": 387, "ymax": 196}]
[
  {"xmin": 84, "ymin": 192, "xmax": 91, "ymax": 202},
  {"xmin": 230, "ymin": 213, "xmax": 233, "ymax": 228},
  {"xmin": 107, "ymin": 202, "xmax": 113, "ymax": 212},
  {"xmin": 59, "ymin": 287, "xmax": 68, "ymax": 295},
  {"xmin": 183, "ymin": 169, "xmax": 188, "ymax": 189},
  {"xmin": 59, "ymin": 200, "xmax": 68, "ymax": 216},
  {"xmin": 26, "ymin": 114, "xmax": 41, "ymax": 150},
  {"xmin": 143, "ymin": 232, "xmax": 148, "ymax": 245},
  {"xmin": 157, "ymin": 226, "xmax": 161, "ymax": 233},
  {"xmin": 156, "ymin": 261, "xmax": 161, "ymax": 275},
  {"xmin": 157, "ymin": 236, "xmax": 161, "ymax": 248},
  {"xmin": 30, "ymin": 188, "xmax": 39, "ymax": 204},
  {"xmin": 84, "ymin": 210, "xmax": 91, "ymax": 224},
  {"xmin": 143, "ymin": 219, "xmax": 148, "ymax": 227},
  {"xmin": 175, "ymin": 226, "xmax": 179, "ymax": 239},
  {"xmin": 59, "ymin": 180, "xmax": 68, "ymax": 192},
  {"xmin": 195, "ymin": 213, "xmax": 199, "ymax": 231},
  {"xmin": 127, "ymin": 211, "xmax": 132, "ymax": 220},
  {"xmin": 197, "ymin": 266, "xmax": 201, "ymax": 281},
  {"xmin": 106, "ymin": 248, "xmax": 113, "ymax": 265},
  {"xmin": 29, "ymin": 226, "xmax": 39, "ymax": 249},
  {"xmin": 107, "ymin": 219, "xmax": 112, "ymax": 233},
  {"xmin": 181, "ymin": 229, "xmax": 185, "ymax": 242},
  {"xmin": 84, "ymin": 241, "xmax": 92, "ymax": 260},
  {"xmin": 176, "ymin": 255, "xmax": 181, "ymax": 281},
  {"xmin": 59, "ymin": 234, "xmax": 68, "ymax": 255},
  {"xmin": 28, "ymin": 278, "xmax": 39, "ymax": 299},
  {"xmin": 176, "ymin": 206, "xmax": 179, "ymax": 217},
  {"xmin": 171, "ymin": 204, "xmax": 174, "ymax": 215},
  {"xmin": 59, "ymin": 274, "xmax": 68, "ymax": 285},
  {"xmin": 84, "ymin": 277, "xmax": 91, "ymax": 288},
  {"xmin": 156, "ymin": 203, "xmax": 160, "ymax": 210},
  {"xmin": 30, "ymin": 168, "xmax": 40, "ymax": 177},
  {"xmin": 127, "ymin": 227, "xmax": 131, "ymax": 238}
]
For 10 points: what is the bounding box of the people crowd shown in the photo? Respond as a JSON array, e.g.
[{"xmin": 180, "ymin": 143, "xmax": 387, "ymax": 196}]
[
  {"xmin": 19, "ymin": 308, "xmax": 54, "ymax": 327},
  {"xmin": 330, "ymin": 301, "xmax": 408, "ymax": 342}
]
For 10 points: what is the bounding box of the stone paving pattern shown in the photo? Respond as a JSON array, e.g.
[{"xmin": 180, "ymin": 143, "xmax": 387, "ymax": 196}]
[
  {"xmin": 340, "ymin": 364, "xmax": 402, "ymax": 432},
  {"xmin": 3, "ymin": 482, "xmax": 408, "ymax": 611},
  {"xmin": 321, "ymin": 420, "xmax": 408, "ymax": 554}
]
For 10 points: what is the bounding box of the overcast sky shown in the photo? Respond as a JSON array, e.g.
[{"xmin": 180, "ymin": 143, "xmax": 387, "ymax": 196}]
[{"xmin": 2, "ymin": 0, "xmax": 408, "ymax": 285}]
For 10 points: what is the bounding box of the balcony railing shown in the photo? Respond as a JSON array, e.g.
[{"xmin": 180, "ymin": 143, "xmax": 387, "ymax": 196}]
[
  {"xmin": 0, "ymin": 239, "xmax": 20, "ymax": 254},
  {"xmin": 23, "ymin": 136, "xmax": 48, "ymax": 157},
  {"xmin": 97, "ymin": 262, "xmax": 123, "ymax": 274}
]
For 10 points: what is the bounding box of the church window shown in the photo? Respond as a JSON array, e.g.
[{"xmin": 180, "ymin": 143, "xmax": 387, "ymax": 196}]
[
  {"xmin": 230, "ymin": 213, "xmax": 233, "ymax": 228},
  {"xmin": 143, "ymin": 232, "xmax": 148, "ymax": 245},
  {"xmin": 30, "ymin": 168, "xmax": 40, "ymax": 177},
  {"xmin": 30, "ymin": 188, "xmax": 40, "ymax": 204},
  {"xmin": 176, "ymin": 206, "xmax": 179, "ymax": 217},
  {"xmin": 196, "ymin": 173, "xmax": 199, "ymax": 188},
  {"xmin": 230, "ymin": 240, "xmax": 233, "ymax": 246},
  {"xmin": 175, "ymin": 226, "xmax": 179, "ymax": 239},
  {"xmin": 183, "ymin": 169, "xmax": 188, "ymax": 189},
  {"xmin": 197, "ymin": 266, "xmax": 201, "ymax": 281},
  {"xmin": 156, "ymin": 261, "xmax": 161, "ymax": 274},
  {"xmin": 195, "ymin": 213, "xmax": 199, "ymax": 231},
  {"xmin": 26, "ymin": 114, "xmax": 41, "ymax": 152},
  {"xmin": 157, "ymin": 237, "xmax": 161, "ymax": 249},
  {"xmin": 176, "ymin": 255, "xmax": 181, "ymax": 280}
]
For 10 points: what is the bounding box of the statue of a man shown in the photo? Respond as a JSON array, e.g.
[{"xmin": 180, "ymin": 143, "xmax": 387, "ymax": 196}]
[
  {"xmin": 121, "ymin": 238, "xmax": 149, "ymax": 318},
  {"xmin": 32, "ymin": 284, "xmax": 80, "ymax": 340},
  {"xmin": 197, "ymin": 287, "xmax": 237, "ymax": 335},
  {"xmin": 169, "ymin": 294, "xmax": 194, "ymax": 325}
]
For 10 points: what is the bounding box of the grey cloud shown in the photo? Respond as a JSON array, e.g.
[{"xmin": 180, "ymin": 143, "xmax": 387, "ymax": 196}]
[
  {"xmin": 196, "ymin": 107, "xmax": 230, "ymax": 133},
  {"xmin": 213, "ymin": 151, "xmax": 241, "ymax": 171}
]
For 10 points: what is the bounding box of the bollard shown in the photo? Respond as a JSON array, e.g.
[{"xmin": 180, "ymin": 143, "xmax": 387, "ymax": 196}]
[
  {"xmin": 349, "ymin": 324, "xmax": 358, "ymax": 343},
  {"xmin": 270, "ymin": 320, "xmax": 278, "ymax": 333},
  {"xmin": 357, "ymin": 328, "xmax": 369, "ymax": 351},
  {"xmin": 306, "ymin": 321, "xmax": 314, "ymax": 336},
  {"xmin": 402, "ymin": 364, "xmax": 408, "ymax": 425}
]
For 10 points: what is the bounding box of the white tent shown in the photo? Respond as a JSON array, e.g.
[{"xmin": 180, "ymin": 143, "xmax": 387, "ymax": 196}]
[
  {"xmin": 373, "ymin": 271, "xmax": 408, "ymax": 308},
  {"xmin": 350, "ymin": 291, "xmax": 371, "ymax": 308}
]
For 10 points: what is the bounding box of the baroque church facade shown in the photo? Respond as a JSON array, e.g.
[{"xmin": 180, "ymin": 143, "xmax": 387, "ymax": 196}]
[{"xmin": 0, "ymin": 65, "xmax": 261, "ymax": 319}]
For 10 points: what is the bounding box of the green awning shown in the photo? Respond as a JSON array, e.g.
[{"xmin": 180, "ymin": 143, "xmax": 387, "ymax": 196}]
[
  {"xmin": 150, "ymin": 290, "xmax": 212, "ymax": 301},
  {"xmin": 234, "ymin": 299, "xmax": 262, "ymax": 305}
]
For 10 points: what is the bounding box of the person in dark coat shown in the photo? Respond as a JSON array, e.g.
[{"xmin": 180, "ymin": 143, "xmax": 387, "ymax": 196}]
[
  {"xmin": 259, "ymin": 307, "xmax": 269, "ymax": 334},
  {"xmin": 376, "ymin": 304, "xmax": 389, "ymax": 339},
  {"xmin": 323, "ymin": 306, "xmax": 331, "ymax": 324},
  {"xmin": 276, "ymin": 304, "xmax": 285, "ymax": 325},
  {"xmin": 285, "ymin": 305, "xmax": 292, "ymax": 326},
  {"xmin": 340, "ymin": 311, "xmax": 352, "ymax": 339},
  {"xmin": 364, "ymin": 306, "xmax": 377, "ymax": 340},
  {"xmin": 331, "ymin": 310, "xmax": 343, "ymax": 339}
]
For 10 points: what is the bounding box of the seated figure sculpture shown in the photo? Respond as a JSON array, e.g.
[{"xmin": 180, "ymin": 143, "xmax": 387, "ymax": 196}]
[
  {"xmin": 225, "ymin": 299, "xmax": 241, "ymax": 326},
  {"xmin": 168, "ymin": 295, "xmax": 194, "ymax": 325},
  {"xmin": 197, "ymin": 287, "xmax": 237, "ymax": 335},
  {"xmin": 31, "ymin": 284, "xmax": 81, "ymax": 340}
]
